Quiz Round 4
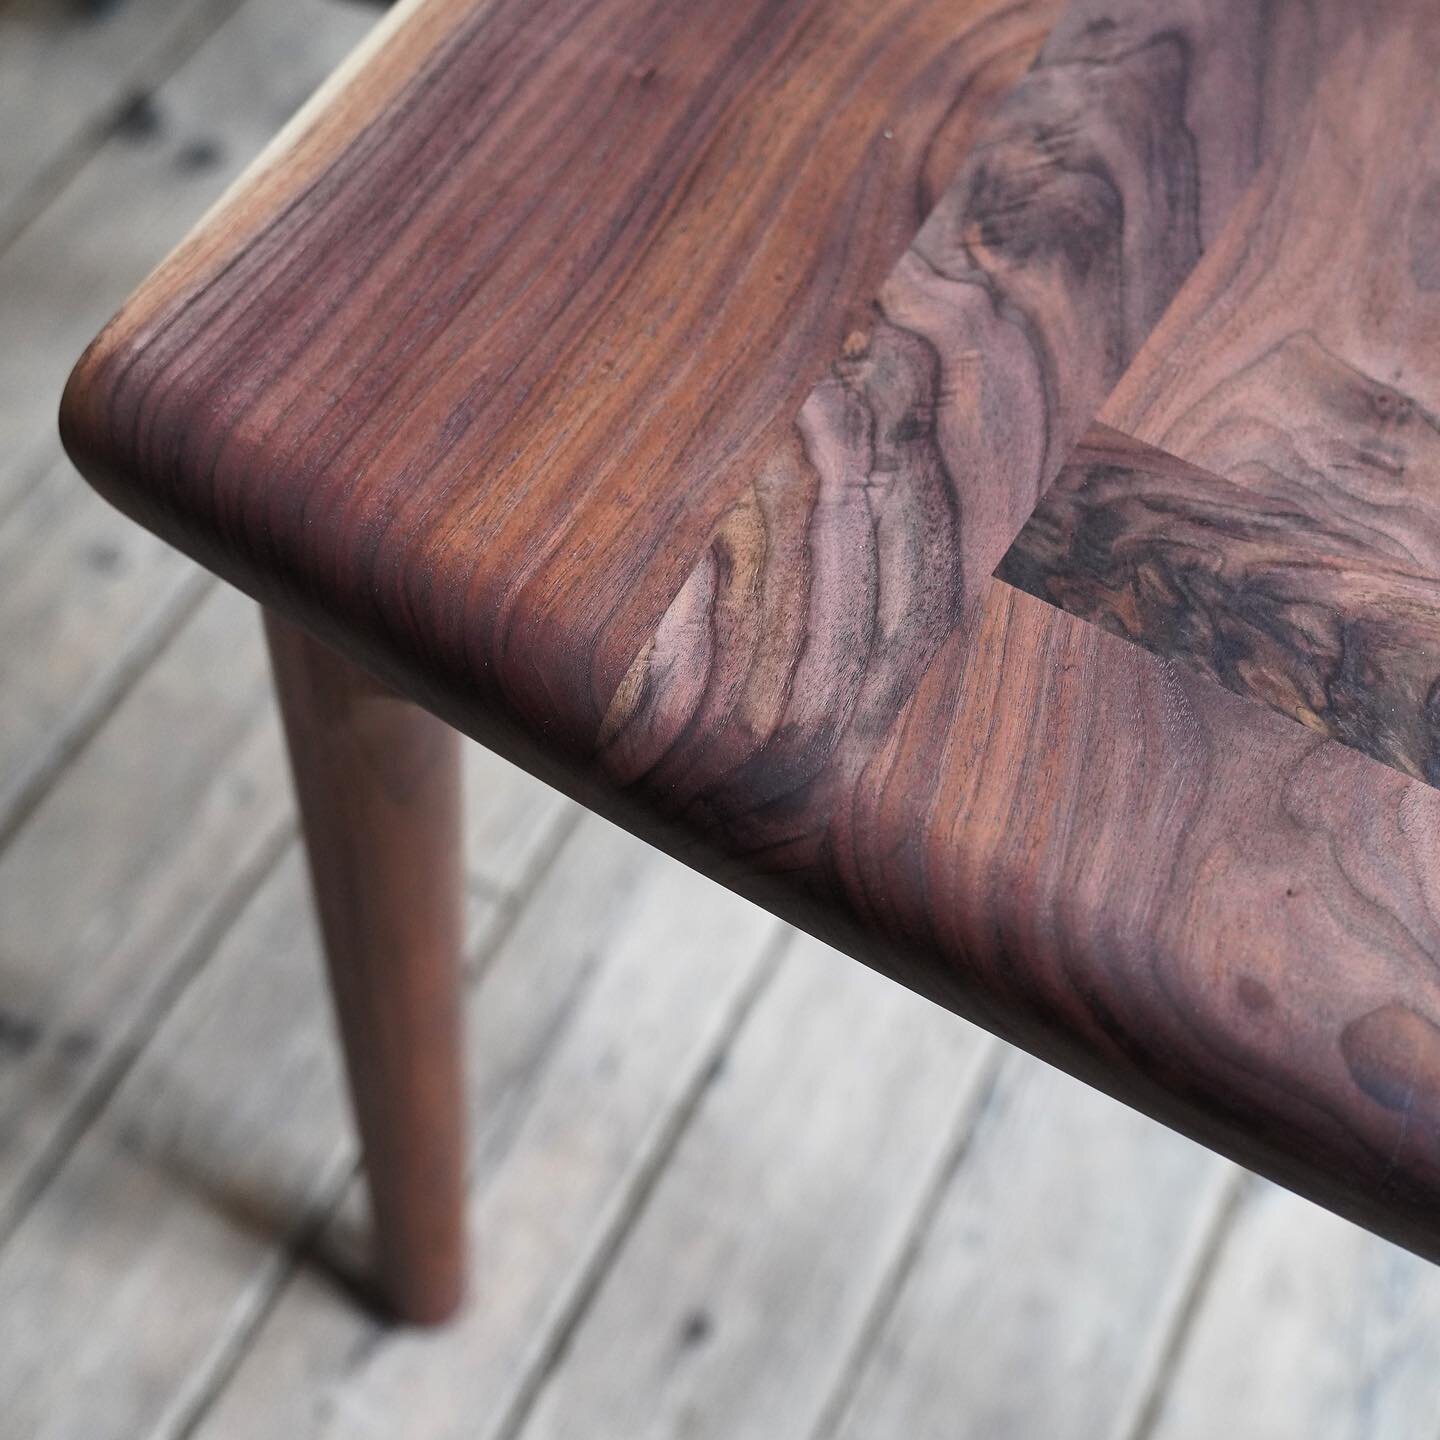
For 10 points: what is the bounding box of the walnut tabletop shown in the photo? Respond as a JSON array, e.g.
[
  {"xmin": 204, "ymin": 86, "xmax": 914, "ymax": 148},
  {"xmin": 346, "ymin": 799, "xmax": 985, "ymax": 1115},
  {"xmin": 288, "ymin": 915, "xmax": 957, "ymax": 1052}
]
[{"xmin": 61, "ymin": 0, "xmax": 1440, "ymax": 1263}]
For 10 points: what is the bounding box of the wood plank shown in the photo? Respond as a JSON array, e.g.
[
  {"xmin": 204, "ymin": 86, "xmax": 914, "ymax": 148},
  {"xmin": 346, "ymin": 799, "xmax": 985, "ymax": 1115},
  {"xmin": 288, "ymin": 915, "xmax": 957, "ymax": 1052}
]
[
  {"xmin": 826, "ymin": 1053, "xmax": 1233, "ymax": 1440},
  {"xmin": 0, "ymin": 456, "xmax": 206, "ymax": 837},
  {"xmin": 591, "ymin": 0, "xmax": 1440, "ymax": 1264},
  {"xmin": 0, "ymin": 0, "xmax": 375, "ymax": 516},
  {"xmin": 0, "ymin": 0, "xmax": 244, "ymax": 238},
  {"xmin": 0, "ymin": 585, "xmax": 291, "ymax": 1232},
  {"xmin": 594, "ymin": 0, "xmax": 1337, "ymax": 843},
  {"xmin": 504, "ymin": 938, "xmax": 999, "ymax": 1440},
  {"xmin": 1144, "ymin": 1178, "xmax": 1440, "ymax": 1440},
  {"xmin": 183, "ymin": 821, "xmax": 782, "ymax": 1440}
]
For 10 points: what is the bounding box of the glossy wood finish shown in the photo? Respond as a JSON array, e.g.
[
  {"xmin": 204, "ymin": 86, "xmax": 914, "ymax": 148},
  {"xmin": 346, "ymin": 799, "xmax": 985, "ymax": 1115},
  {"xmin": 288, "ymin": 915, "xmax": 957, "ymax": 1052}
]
[
  {"xmin": 265, "ymin": 611, "xmax": 466, "ymax": 1324},
  {"xmin": 60, "ymin": 0, "xmax": 1440, "ymax": 1273}
]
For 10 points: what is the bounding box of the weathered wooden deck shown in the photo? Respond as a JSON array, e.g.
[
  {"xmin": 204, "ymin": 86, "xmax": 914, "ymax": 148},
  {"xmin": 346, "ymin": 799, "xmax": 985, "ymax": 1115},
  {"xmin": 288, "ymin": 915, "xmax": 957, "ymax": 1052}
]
[{"xmin": 2, "ymin": 1, "xmax": 1440, "ymax": 1436}]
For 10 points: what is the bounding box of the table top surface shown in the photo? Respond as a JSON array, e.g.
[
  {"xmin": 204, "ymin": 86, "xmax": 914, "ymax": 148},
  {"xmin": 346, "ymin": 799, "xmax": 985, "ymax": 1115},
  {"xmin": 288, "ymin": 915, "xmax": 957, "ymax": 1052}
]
[{"xmin": 61, "ymin": 0, "xmax": 1440, "ymax": 1260}]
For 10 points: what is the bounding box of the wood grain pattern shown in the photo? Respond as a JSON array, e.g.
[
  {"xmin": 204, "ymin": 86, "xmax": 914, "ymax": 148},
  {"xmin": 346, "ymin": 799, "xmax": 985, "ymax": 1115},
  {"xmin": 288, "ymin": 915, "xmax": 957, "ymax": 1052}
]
[
  {"xmin": 62, "ymin": 0, "xmax": 1061, "ymax": 746},
  {"xmin": 1100, "ymin": 3, "xmax": 1440, "ymax": 474},
  {"xmin": 997, "ymin": 423, "xmax": 1440, "ymax": 785},
  {"xmin": 598, "ymin": 0, "xmax": 1320, "ymax": 855},
  {"xmin": 60, "ymin": 0, "xmax": 1440, "ymax": 1275},
  {"xmin": 999, "ymin": 5, "xmax": 1440, "ymax": 788},
  {"xmin": 0, "ymin": 849, "xmax": 379, "ymax": 1440}
]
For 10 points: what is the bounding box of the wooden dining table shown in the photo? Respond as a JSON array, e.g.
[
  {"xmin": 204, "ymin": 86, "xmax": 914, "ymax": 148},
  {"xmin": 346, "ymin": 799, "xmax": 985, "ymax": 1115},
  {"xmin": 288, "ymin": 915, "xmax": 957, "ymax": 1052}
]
[{"xmin": 59, "ymin": 0, "xmax": 1440, "ymax": 1327}]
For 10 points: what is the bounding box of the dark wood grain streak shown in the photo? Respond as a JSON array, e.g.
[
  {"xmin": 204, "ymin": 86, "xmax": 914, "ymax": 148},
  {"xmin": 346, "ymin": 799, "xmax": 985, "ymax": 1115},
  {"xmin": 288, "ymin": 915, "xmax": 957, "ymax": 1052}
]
[
  {"xmin": 61, "ymin": 0, "xmax": 1440, "ymax": 1274},
  {"xmin": 997, "ymin": 423, "xmax": 1440, "ymax": 786}
]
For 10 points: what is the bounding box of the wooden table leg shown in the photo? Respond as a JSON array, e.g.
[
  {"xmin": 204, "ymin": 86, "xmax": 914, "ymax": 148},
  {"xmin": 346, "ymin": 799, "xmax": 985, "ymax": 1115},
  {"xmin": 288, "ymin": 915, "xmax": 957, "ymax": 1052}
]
[{"xmin": 263, "ymin": 610, "xmax": 467, "ymax": 1324}]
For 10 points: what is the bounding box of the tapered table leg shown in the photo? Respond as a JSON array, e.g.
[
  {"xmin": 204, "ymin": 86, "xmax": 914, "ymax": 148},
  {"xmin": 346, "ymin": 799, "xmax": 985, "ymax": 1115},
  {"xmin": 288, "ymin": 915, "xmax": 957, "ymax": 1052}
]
[{"xmin": 263, "ymin": 610, "xmax": 466, "ymax": 1324}]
